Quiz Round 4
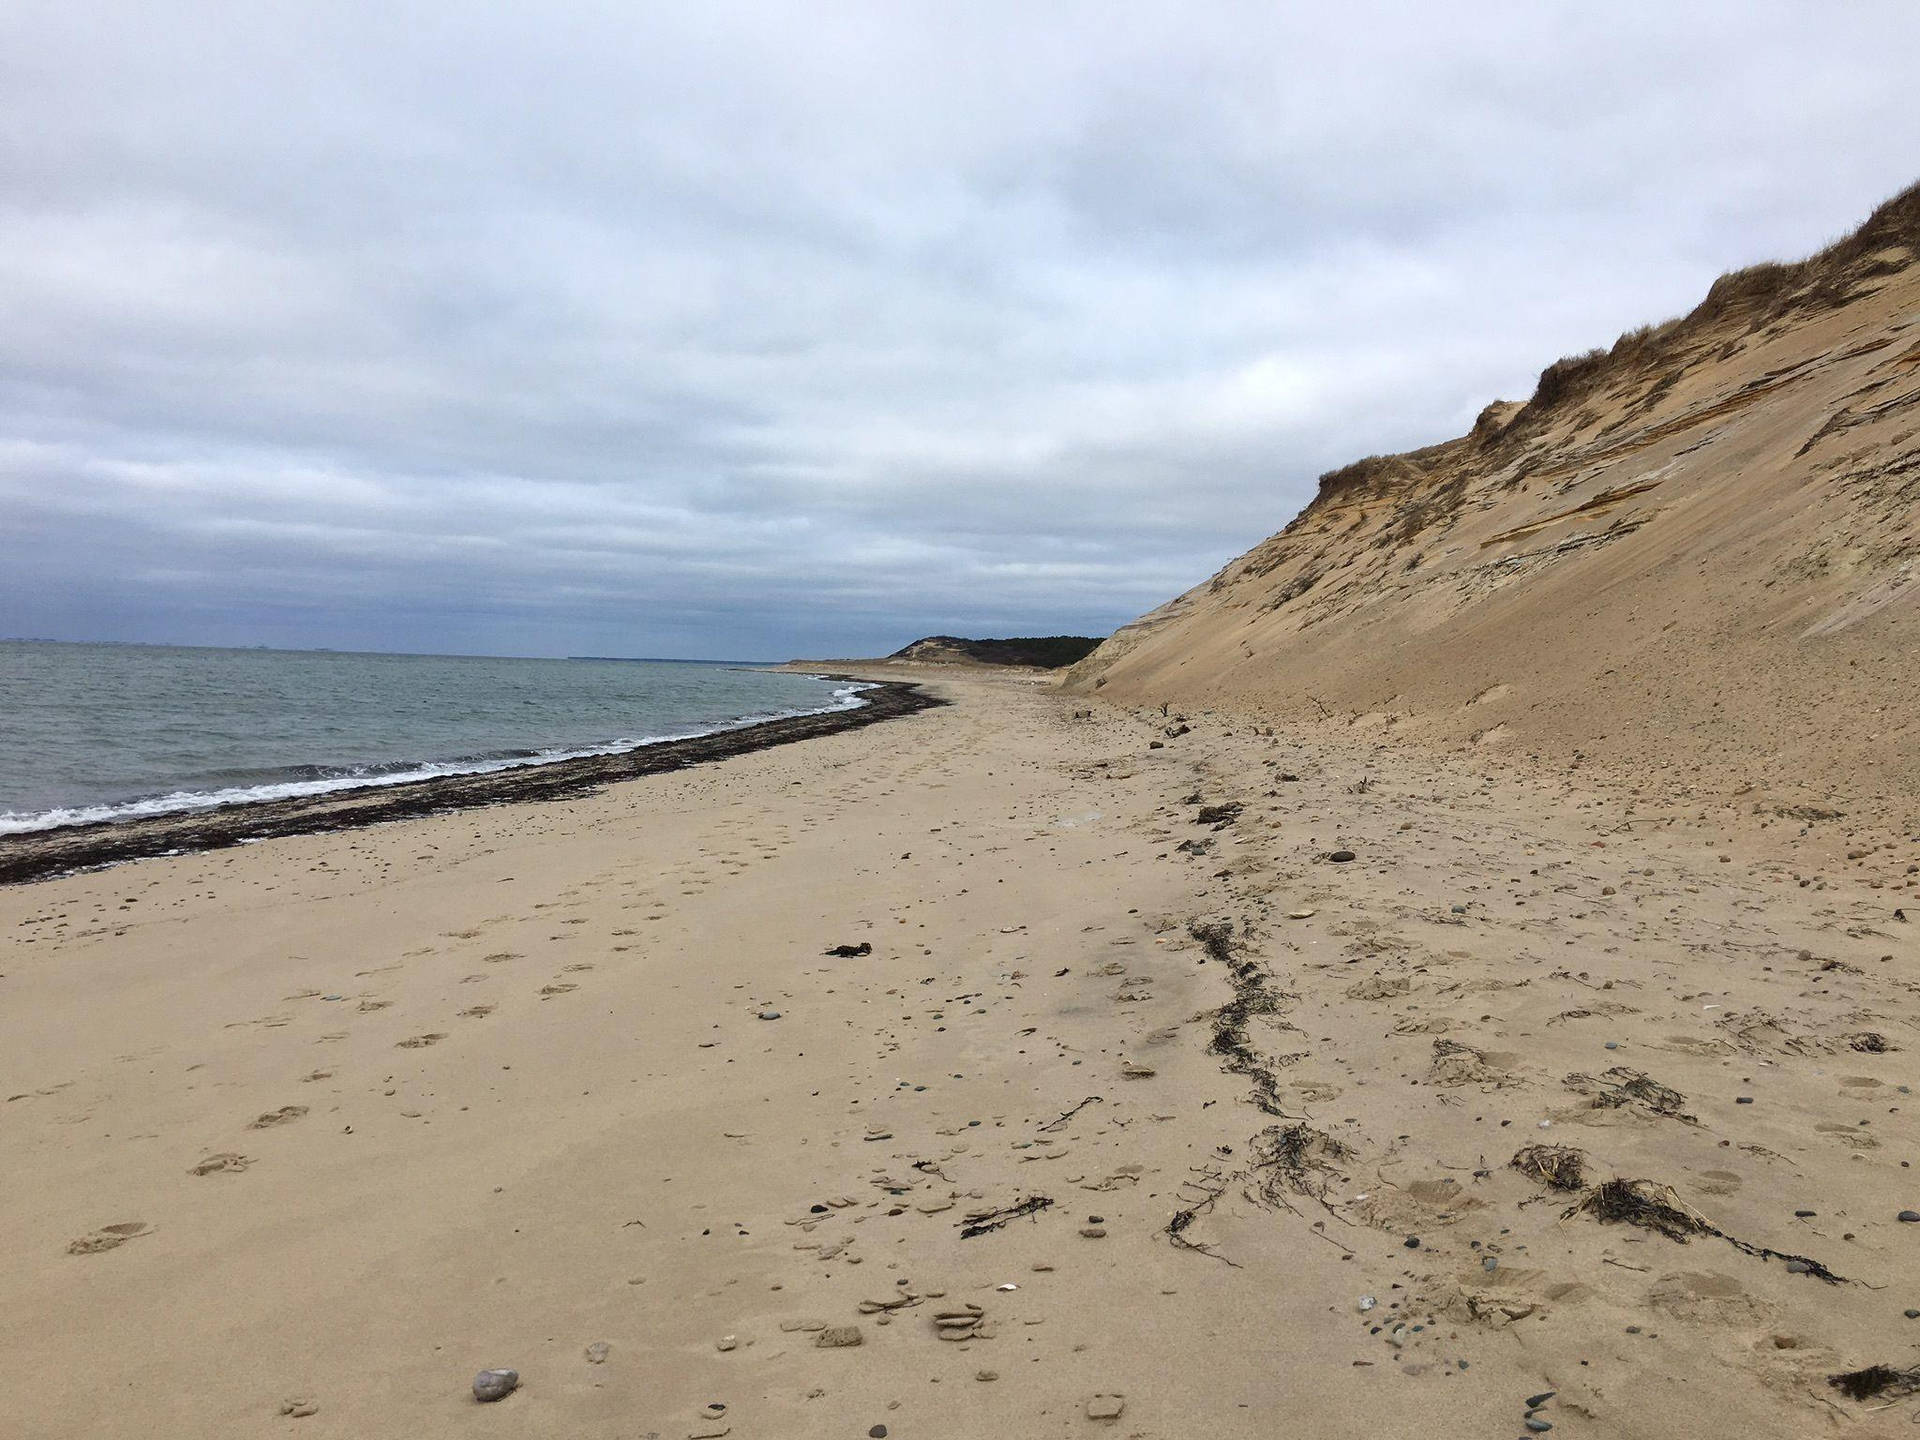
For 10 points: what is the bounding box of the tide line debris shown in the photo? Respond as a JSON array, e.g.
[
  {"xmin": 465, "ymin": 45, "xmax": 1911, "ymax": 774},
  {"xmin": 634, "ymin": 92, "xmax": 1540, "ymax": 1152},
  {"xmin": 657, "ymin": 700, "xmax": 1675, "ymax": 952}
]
[
  {"xmin": 958, "ymin": 1195, "xmax": 1053, "ymax": 1239},
  {"xmin": 1829, "ymin": 1363, "xmax": 1920, "ymax": 1401},
  {"xmin": 1038, "ymin": 1096, "xmax": 1103, "ymax": 1132},
  {"xmin": 1509, "ymin": 1143, "xmax": 1588, "ymax": 1192},
  {"xmin": 1563, "ymin": 1178, "xmax": 1847, "ymax": 1283}
]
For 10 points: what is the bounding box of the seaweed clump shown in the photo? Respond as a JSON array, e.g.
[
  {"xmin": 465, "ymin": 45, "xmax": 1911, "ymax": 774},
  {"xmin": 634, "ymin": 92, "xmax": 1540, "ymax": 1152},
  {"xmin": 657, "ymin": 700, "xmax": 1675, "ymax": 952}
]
[
  {"xmin": 1568, "ymin": 1178, "xmax": 1707, "ymax": 1241},
  {"xmin": 1565, "ymin": 1178, "xmax": 1847, "ymax": 1283},
  {"xmin": 1829, "ymin": 1364, "xmax": 1920, "ymax": 1402},
  {"xmin": 1246, "ymin": 1122, "xmax": 1352, "ymax": 1212},
  {"xmin": 1509, "ymin": 1143, "xmax": 1588, "ymax": 1192},
  {"xmin": 1563, "ymin": 1066, "xmax": 1697, "ymax": 1124}
]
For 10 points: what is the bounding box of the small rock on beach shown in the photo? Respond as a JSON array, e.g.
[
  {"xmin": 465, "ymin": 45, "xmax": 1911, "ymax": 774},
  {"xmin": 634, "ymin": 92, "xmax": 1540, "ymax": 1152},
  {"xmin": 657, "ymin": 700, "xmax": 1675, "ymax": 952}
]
[{"xmin": 472, "ymin": 1368, "xmax": 519, "ymax": 1402}]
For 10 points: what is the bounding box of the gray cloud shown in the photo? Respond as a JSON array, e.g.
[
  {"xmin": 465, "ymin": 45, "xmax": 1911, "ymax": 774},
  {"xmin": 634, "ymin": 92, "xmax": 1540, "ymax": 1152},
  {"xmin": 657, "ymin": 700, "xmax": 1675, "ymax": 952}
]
[{"xmin": 2, "ymin": 0, "xmax": 1917, "ymax": 657}]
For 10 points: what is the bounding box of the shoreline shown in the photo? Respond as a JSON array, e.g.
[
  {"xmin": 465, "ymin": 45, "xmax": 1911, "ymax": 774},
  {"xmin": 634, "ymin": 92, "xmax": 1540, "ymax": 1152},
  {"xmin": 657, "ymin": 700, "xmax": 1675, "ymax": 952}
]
[
  {"xmin": 0, "ymin": 676, "xmax": 940, "ymax": 886},
  {"xmin": 0, "ymin": 673, "xmax": 1913, "ymax": 1436}
]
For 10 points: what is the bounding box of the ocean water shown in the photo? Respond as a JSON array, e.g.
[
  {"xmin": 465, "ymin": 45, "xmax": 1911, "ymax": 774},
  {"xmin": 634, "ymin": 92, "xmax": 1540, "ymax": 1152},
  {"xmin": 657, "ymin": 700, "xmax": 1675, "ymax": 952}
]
[{"xmin": 0, "ymin": 642, "xmax": 865, "ymax": 834}]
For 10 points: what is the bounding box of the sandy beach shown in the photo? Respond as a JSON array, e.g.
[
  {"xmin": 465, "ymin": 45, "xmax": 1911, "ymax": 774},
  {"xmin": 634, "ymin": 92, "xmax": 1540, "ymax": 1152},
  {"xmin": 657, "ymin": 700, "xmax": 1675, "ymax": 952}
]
[{"xmin": 3, "ymin": 670, "xmax": 1916, "ymax": 1438}]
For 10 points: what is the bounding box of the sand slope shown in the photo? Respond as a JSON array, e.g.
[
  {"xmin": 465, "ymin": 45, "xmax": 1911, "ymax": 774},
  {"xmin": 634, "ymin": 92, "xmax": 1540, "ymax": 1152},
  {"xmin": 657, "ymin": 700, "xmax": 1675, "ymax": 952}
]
[{"xmin": 1067, "ymin": 182, "xmax": 1920, "ymax": 844}]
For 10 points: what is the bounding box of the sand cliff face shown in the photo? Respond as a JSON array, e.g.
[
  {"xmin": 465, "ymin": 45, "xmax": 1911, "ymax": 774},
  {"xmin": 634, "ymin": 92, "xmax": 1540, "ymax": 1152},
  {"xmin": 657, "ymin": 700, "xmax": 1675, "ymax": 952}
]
[{"xmin": 1068, "ymin": 182, "xmax": 1920, "ymax": 831}]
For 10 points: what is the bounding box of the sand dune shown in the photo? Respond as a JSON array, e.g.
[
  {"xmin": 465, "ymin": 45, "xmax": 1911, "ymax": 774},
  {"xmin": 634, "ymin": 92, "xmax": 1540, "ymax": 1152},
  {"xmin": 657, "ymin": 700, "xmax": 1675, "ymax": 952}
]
[{"xmin": 1067, "ymin": 181, "xmax": 1920, "ymax": 845}]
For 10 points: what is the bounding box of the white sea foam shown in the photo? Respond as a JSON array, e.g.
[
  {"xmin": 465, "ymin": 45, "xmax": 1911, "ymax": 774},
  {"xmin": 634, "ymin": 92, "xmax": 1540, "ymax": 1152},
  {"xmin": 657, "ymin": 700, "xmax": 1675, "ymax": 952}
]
[{"xmin": 0, "ymin": 679, "xmax": 872, "ymax": 836}]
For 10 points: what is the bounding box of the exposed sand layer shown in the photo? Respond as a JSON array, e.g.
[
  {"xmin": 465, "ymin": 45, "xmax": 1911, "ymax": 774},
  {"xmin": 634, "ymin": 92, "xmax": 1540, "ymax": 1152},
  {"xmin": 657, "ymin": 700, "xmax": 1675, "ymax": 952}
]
[
  {"xmin": 4, "ymin": 672, "xmax": 1917, "ymax": 1437},
  {"xmin": 1067, "ymin": 182, "xmax": 1920, "ymax": 841}
]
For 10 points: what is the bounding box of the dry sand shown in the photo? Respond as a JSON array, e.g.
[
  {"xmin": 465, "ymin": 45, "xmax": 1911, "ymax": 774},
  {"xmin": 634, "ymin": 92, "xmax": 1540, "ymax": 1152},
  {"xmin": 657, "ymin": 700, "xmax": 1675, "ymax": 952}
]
[{"xmin": 4, "ymin": 669, "xmax": 1918, "ymax": 1437}]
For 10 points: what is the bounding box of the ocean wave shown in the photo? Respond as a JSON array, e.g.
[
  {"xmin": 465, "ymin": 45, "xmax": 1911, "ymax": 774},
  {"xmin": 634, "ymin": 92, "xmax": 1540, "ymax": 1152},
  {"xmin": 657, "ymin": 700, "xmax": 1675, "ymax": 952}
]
[{"xmin": 0, "ymin": 680, "xmax": 872, "ymax": 836}]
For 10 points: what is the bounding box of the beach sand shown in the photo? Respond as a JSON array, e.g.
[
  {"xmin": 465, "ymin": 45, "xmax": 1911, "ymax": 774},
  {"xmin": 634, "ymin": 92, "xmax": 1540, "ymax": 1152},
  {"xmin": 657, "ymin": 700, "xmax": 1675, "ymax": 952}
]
[{"xmin": 3, "ymin": 671, "xmax": 1917, "ymax": 1437}]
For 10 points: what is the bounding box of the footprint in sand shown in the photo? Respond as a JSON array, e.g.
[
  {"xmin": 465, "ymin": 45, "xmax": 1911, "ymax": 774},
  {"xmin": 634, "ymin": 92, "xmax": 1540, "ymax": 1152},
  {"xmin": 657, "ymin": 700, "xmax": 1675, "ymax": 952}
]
[
  {"xmin": 482, "ymin": 952, "xmax": 521, "ymax": 964},
  {"xmin": 189, "ymin": 1152, "xmax": 251, "ymax": 1176},
  {"xmin": 539, "ymin": 983, "xmax": 578, "ymax": 997},
  {"xmin": 395, "ymin": 1033, "xmax": 447, "ymax": 1049},
  {"xmin": 250, "ymin": 1105, "xmax": 309, "ymax": 1128},
  {"xmin": 458, "ymin": 1005, "xmax": 495, "ymax": 1019},
  {"xmin": 562, "ymin": 963, "xmax": 595, "ymax": 973},
  {"xmin": 1648, "ymin": 1271, "xmax": 1771, "ymax": 1326},
  {"xmin": 1816, "ymin": 1122, "xmax": 1878, "ymax": 1148},
  {"xmin": 68, "ymin": 1221, "xmax": 152, "ymax": 1255},
  {"xmin": 1692, "ymin": 1169, "xmax": 1742, "ymax": 1196},
  {"xmin": 356, "ymin": 999, "xmax": 392, "ymax": 1013}
]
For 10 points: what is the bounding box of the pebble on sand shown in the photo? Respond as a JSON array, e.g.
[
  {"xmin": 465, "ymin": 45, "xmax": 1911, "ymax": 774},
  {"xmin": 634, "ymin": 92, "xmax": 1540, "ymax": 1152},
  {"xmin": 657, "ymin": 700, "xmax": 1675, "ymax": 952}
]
[
  {"xmin": 278, "ymin": 1398, "xmax": 318, "ymax": 1418},
  {"xmin": 1901, "ymin": 1211, "xmax": 1920, "ymax": 1223},
  {"xmin": 816, "ymin": 1325, "xmax": 864, "ymax": 1348},
  {"xmin": 584, "ymin": 1341, "xmax": 610, "ymax": 1364},
  {"xmin": 1086, "ymin": 1394, "xmax": 1126, "ymax": 1420},
  {"xmin": 472, "ymin": 1368, "xmax": 519, "ymax": 1403}
]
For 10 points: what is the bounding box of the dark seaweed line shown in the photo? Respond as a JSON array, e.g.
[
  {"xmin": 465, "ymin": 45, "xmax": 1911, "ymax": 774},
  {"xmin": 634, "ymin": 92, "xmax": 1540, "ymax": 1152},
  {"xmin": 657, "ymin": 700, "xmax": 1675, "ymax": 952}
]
[{"xmin": 0, "ymin": 678, "xmax": 942, "ymax": 886}]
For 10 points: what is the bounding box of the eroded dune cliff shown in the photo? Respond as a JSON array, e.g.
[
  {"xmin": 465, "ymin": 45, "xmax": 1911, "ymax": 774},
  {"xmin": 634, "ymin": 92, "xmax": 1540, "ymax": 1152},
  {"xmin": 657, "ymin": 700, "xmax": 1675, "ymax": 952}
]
[{"xmin": 1069, "ymin": 182, "xmax": 1920, "ymax": 831}]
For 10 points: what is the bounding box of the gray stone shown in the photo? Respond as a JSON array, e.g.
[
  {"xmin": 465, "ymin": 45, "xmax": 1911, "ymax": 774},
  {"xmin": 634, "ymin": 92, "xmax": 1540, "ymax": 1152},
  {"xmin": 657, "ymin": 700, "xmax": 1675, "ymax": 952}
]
[{"xmin": 472, "ymin": 1369, "xmax": 519, "ymax": 1403}]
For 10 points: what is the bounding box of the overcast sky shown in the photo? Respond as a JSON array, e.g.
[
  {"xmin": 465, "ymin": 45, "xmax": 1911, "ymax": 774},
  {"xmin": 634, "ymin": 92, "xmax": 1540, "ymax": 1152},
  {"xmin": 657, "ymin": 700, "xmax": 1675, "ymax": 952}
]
[{"xmin": 2, "ymin": 2, "xmax": 1917, "ymax": 659}]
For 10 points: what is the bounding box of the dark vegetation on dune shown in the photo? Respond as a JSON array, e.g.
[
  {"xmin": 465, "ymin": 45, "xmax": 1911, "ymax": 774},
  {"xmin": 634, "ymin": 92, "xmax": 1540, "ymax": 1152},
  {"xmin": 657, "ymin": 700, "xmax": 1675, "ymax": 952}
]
[{"xmin": 1311, "ymin": 177, "xmax": 1920, "ymax": 507}]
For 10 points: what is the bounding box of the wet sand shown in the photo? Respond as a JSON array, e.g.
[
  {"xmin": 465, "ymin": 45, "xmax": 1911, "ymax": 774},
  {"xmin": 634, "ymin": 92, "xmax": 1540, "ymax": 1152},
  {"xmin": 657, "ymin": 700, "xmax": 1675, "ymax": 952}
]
[{"xmin": 2, "ymin": 672, "xmax": 1916, "ymax": 1438}]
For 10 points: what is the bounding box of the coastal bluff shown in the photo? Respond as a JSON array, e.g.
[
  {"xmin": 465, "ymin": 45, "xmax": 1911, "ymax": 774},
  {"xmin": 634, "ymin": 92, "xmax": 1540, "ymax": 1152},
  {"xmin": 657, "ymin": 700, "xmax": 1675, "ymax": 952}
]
[{"xmin": 1067, "ymin": 180, "xmax": 1920, "ymax": 837}]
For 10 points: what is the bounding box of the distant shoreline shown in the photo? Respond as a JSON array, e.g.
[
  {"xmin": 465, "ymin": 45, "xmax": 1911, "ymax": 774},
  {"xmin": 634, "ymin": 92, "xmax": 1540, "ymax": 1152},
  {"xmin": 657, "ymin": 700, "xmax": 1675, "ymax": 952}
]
[{"xmin": 0, "ymin": 677, "xmax": 941, "ymax": 886}]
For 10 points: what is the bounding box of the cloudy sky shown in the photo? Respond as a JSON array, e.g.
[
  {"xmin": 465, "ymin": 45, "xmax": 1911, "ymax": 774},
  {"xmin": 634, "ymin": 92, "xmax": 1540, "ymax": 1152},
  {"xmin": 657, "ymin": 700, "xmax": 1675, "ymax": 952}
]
[{"xmin": 2, "ymin": 2, "xmax": 1917, "ymax": 659}]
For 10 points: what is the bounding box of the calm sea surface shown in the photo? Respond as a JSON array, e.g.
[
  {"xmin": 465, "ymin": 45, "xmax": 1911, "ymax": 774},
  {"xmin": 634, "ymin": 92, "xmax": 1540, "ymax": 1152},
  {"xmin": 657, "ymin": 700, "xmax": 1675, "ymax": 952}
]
[{"xmin": 0, "ymin": 642, "xmax": 862, "ymax": 833}]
